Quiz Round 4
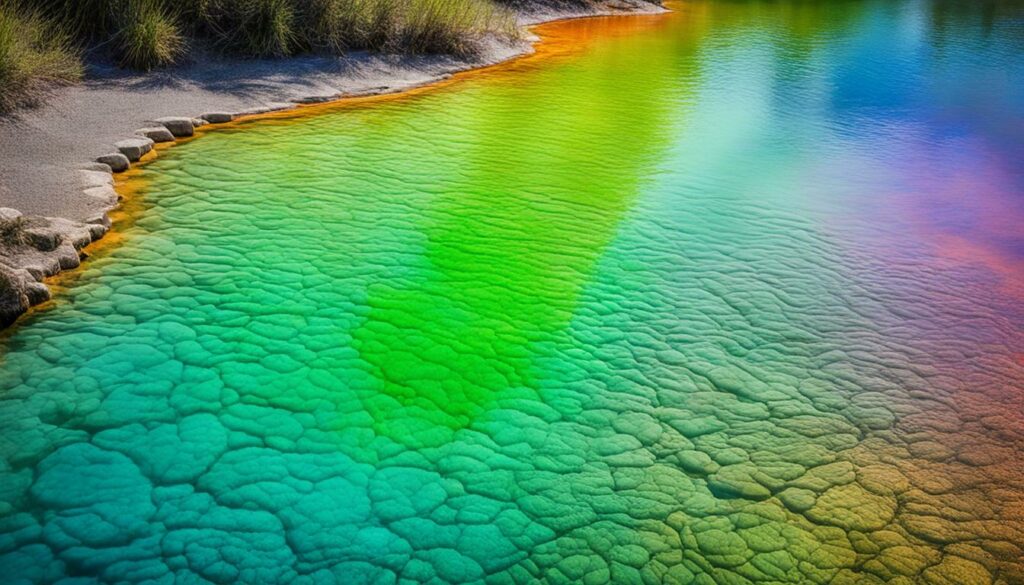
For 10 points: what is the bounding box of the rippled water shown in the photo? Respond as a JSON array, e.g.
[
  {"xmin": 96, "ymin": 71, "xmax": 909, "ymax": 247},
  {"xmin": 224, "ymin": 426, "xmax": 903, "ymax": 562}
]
[{"xmin": 3, "ymin": 1, "xmax": 1024, "ymax": 583}]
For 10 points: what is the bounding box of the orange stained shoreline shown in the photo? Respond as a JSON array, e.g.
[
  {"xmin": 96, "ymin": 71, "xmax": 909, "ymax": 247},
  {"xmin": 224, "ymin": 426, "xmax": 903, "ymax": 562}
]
[{"xmin": 21, "ymin": 6, "xmax": 672, "ymax": 328}]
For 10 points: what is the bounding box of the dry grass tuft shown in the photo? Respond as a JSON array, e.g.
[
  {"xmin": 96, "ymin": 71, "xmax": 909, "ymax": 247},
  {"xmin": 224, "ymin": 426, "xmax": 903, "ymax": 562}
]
[{"xmin": 0, "ymin": 4, "xmax": 83, "ymax": 113}]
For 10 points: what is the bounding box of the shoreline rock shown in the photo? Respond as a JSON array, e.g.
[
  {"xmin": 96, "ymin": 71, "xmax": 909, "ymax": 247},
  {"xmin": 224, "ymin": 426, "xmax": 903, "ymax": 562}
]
[
  {"xmin": 200, "ymin": 112, "xmax": 234, "ymax": 124},
  {"xmin": 152, "ymin": 117, "xmax": 195, "ymax": 138},
  {"xmin": 0, "ymin": 208, "xmax": 107, "ymax": 327},
  {"xmin": 96, "ymin": 153, "xmax": 130, "ymax": 172},
  {"xmin": 136, "ymin": 126, "xmax": 175, "ymax": 143},
  {"xmin": 115, "ymin": 137, "xmax": 154, "ymax": 162}
]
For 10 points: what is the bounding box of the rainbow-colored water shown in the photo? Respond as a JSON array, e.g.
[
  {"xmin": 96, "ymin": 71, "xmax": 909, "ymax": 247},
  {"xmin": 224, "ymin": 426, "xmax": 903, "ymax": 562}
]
[{"xmin": 2, "ymin": 1, "xmax": 1024, "ymax": 583}]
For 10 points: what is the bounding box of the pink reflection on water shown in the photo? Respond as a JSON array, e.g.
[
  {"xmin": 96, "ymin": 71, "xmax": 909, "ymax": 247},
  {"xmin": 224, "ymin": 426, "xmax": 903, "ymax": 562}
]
[{"xmin": 877, "ymin": 129, "xmax": 1024, "ymax": 301}]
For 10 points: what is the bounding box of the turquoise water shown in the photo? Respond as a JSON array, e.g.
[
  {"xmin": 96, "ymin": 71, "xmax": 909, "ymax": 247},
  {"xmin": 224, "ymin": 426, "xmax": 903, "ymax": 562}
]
[{"xmin": 2, "ymin": 1, "xmax": 1024, "ymax": 583}]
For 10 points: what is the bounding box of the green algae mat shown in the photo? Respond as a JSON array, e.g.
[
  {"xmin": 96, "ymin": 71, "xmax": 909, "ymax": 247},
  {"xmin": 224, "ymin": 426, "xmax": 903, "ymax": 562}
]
[{"xmin": 3, "ymin": 1, "xmax": 1024, "ymax": 583}]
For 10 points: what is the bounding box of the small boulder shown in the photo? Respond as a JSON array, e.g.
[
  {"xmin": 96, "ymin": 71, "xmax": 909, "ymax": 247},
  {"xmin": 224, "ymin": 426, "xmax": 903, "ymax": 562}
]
[
  {"xmin": 55, "ymin": 246, "xmax": 81, "ymax": 270},
  {"xmin": 97, "ymin": 153, "xmax": 131, "ymax": 172},
  {"xmin": 0, "ymin": 265, "xmax": 31, "ymax": 328},
  {"xmin": 80, "ymin": 162, "xmax": 113, "ymax": 173},
  {"xmin": 83, "ymin": 185, "xmax": 118, "ymax": 207},
  {"xmin": 79, "ymin": 169, "xmax": 114, "ymax": 189},
  {"xmin": 86, "ymin": 214, "xmax": 111, "ymax": 230},
  {"xmin": 136, "ymin": 126, "xmax": 175, "ymax": 143},
  {"xmin": 200, "ymin": 112, "xmax": 233, "ymax": 124},
  {"xmin": 21, "ymin": 264, "xmax": 44, "ymax": 281},
  {"xmin": 87, "ymin": 224, "xmax": 107, "ymax": 240},
  {"xmin": 23, "ymin": 227, "xmax": 61, "ymax": 252},
  {"xmin": 152, "ymin": 116, "xmax": 194, "ymax": 137},
  {"xmin": 0, "ymin": 208, "xmax": 22, "ymax": 222},
  {"xmin": 115, "ymin": 137, "xmax": 154, "ymax": 162},
  {"xmin": 24, "ymin": 279, "xmax": 50, "ymax": 305}
]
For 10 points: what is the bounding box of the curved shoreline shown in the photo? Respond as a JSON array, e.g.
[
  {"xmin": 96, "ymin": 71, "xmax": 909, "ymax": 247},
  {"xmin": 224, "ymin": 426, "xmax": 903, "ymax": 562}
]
[{"xmin": 0, "ymin": 1, "xmax": 667, "ymax": 330}]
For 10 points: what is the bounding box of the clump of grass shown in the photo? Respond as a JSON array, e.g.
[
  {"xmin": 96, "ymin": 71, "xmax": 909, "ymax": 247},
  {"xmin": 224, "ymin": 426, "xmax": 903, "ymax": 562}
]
[
  {"xmin": 359, "ymin": 0, "xmax": 403, "ymax": 51},
  {"xmin": 397, "ymin": 0, "xmax": 514, "ymax": 56},
  {"xmin": 117, "ymin": 0, "xmax": 184, "ymax": 70},
  {"xmin": 295, "ymin": 0, "xmax": 360, "ymax": 53},
  {"xmin": 202, "ymin": 0, "xmax": 297, "ymax": 57},
  {"xmin": 37, "ymin": 0, "xmax": 119, "ymax": 41},
  {"xmin": 319, "ymin": 0, "xmax": 514, "ymax": 56},
  {"xmin": 0, "ymin": 4, "xmax": 83, "ymax": 113}
]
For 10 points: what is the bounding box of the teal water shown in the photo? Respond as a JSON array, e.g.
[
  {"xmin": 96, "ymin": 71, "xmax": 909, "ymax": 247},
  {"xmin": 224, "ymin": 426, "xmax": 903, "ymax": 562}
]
[{"xmin": 2, "ymin": 1, "xmax": 1024, "ymax": 583}]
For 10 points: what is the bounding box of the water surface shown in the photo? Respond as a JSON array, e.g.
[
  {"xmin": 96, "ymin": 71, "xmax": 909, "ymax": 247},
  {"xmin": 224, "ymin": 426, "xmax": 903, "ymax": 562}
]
[{"xmin": 2, "ymin": 1, "xmax": 1024, "ymax": 583}]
